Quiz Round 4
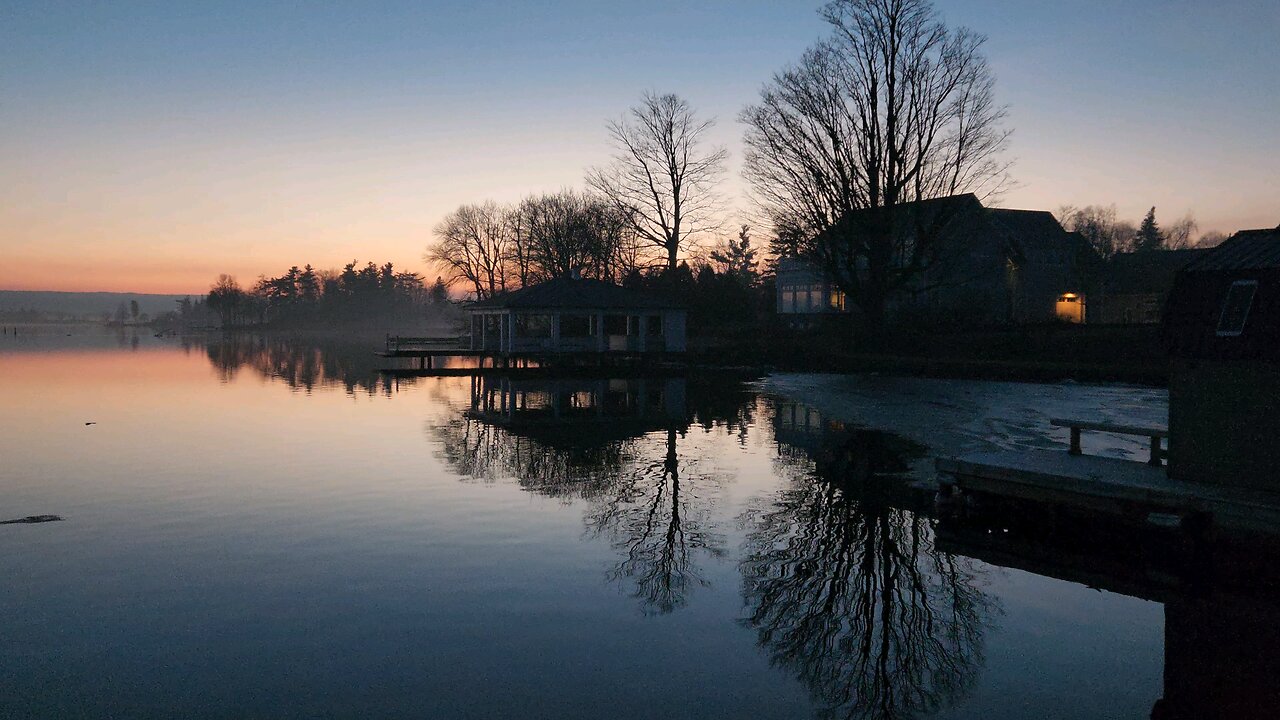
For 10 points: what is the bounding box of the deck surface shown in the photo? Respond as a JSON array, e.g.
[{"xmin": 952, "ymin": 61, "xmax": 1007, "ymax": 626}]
[{"xmin": 937, "ymin": 449, "xmax": 1280, "ymax": 536}]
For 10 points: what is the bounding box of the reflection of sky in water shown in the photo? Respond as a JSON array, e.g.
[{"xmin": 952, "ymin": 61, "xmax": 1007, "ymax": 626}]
[{"xmin": 0, "ymin": 338, "xmax": 1167, "ymax": 719}]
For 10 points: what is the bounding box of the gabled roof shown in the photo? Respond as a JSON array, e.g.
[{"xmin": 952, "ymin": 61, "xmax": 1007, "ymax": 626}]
[
  {"xmin": 824, "ymin": 194, "xmax": 1082, "ymax": 261},
  {"xmin": 469, "ymin": 276, "xmax": 684, "ymax": 311},
  {"xmin": 1183, "ymin": 227, "xmax": 1280, "ymax": 271},
  {"xmin": 988, "ymin": 208, "xmax": 1067, "ymax": 242},
  {"xmin": 1161, "ymin": 227, "xmax": 1280, "ymax": 361}
]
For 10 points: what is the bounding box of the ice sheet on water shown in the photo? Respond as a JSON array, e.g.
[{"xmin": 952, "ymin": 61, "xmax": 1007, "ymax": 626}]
[{"xmin": 759, "ymin": 373, "xmax": 1168, "ymax": 465}]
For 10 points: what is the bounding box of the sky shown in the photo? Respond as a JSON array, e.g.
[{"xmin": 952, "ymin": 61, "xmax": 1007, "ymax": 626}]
[{"xmin": 3, "ymin": 0, "xmax": 1278, "ymax": 294}]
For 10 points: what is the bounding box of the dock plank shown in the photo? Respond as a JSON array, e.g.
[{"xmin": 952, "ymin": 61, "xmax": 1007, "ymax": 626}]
[{"xmin": 937, "ymin": 450, "xmax": 1280, "ymax": 537}]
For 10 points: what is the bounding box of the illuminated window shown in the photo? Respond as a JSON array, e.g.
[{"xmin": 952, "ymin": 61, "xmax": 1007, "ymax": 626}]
[{"xmin": 1216, "ymin": 280, "xmax": 1258, "ymax": 337}]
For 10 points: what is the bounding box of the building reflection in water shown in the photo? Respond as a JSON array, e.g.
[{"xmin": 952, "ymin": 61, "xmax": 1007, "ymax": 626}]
[
  {"xmin": 937, "ymin": 503, "xmax": 1280, "ymax": 720},
  {"xmin": 744, "ymin": 400, "xmax": 995, "ymax": 720},
  {"xmin": 435, "ymin": 374, "xmax": 755, "ymax": 614}
]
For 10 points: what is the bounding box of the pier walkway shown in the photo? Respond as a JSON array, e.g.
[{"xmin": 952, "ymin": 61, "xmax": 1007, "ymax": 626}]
[{"xmin": 938, "ymin": 449, "xmax": 1280, "ymax": 538}]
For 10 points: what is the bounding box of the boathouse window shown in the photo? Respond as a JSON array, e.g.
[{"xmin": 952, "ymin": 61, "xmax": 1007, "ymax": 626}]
[
  {"xmin": 515, "ymin": 314, "xmax": 552, "ymax": 337},
  {"xmin": 560, "ymin": 314, "xmax": 592, "ymax": 337},
  {"xmin": 603, "ymin": 314, "xmax": 628, "ymax": 335},
  {"xmin": 1216, "ymin": 280, "xmax": 1258, "ymax": 337}
]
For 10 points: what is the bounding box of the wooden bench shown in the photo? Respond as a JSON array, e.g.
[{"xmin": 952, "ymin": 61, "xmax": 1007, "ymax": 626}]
[{"xmin": 1049, "ymin": 418, "xmax": 1168, "ymax": 467}]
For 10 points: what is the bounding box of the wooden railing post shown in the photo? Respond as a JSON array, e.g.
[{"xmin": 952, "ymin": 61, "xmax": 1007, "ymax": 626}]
[
  {"xmin": 1149, "ymin": 435, "xmax": 1163, "ymax": 466},
  {"xmin": 1069, "ymin": 427, "xmax": 1082, "ymax": 455}
]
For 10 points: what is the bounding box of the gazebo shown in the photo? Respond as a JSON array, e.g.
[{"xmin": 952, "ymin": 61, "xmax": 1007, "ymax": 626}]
[{"xmin": 467, "ymin": 275, "xmax": 687, "ymax": 357}]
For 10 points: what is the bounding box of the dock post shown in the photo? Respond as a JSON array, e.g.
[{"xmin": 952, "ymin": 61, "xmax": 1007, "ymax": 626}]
[
  {"xmin": 1069, "ymin": 427, "xmax": 1082, "ymax": 455},
  {"xmin": 1149, "ymin": 435, "xmax": 1162, "ymax": 466}
]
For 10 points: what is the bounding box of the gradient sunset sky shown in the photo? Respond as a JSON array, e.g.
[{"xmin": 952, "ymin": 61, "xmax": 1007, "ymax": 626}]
[{"xmin": 3, "ymin": 0, "xmax": 1277, "ymax": 294}]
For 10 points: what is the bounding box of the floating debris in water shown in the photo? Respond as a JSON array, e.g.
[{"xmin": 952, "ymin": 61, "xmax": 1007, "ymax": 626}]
[{"xmin": 0, "ymin": 515, "xmax": 64, "ymax": 525}]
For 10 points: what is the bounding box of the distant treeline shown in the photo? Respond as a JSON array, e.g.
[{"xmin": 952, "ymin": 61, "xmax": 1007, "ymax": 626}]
[{"xmin": 192, "ymin": 261, "xmax": 451, "ymax": 330}]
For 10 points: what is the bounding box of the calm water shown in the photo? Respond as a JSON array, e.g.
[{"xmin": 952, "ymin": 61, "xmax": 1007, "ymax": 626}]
[{"xmin": 0, "ymin": 327, "xmax": 1253, "ymax": 719}]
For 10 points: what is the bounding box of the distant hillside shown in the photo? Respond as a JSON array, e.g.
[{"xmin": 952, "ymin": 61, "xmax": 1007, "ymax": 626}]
[{"xmin": 0, "ymin": 291, "xmax": 196, "ymax": 320}]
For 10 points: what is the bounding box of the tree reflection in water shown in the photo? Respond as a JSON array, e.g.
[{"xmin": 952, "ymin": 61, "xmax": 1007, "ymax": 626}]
[
  {"xmin": 193, "ymin": 334, "xmax": 404, "ymax": 395},
  {"xmin": 432, "ymin": 375, "xmax": 754, "ymax": 614},
  {"xmin": 741, "ymin": 401, "xmax": 995, "ymax": 720},
  {"xmin": 585, "ymin": 428, "xmax": 726, "ymax": 614}
]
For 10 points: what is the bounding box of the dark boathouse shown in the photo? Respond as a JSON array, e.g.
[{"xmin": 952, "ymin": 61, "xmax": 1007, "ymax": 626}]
[
  {"xmin": 1162, "ymin": 226, "xmax": 1280, "ymax": 491},
  {"xmin": 467, "ymin": 274, "xmax": 687, "ymax": 357}
]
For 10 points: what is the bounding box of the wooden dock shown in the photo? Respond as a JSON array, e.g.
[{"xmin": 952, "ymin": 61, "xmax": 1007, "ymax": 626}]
[
  {"xmin": 375, "ymin": 335, "xmax": 688, "ymax": 374},
  {"xmin": 937, "ymin": 448, "xmax": 1280, "ymax": 539}
]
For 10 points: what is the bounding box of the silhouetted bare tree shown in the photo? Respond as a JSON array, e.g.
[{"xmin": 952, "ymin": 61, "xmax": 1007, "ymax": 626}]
[
  {"xmin": 741, "ymin": 0, "xmax": 1010, "ymax": 333},
  {"xmin": 588, "ymin": 92, "xmax": 727, "ymax": 273},
  {"xmin": 1164, "ymin": 213, "xmax": 1198, "ymax": 250},
  {"xmin": 511, "ymin": 190, "xmax": 642, "ymax": 284},
  {"xmin": 1055, "ymin": 204, "xmax": 1136, "ymax": 260},
  {"xmin": 429, "ymin": 201, "xmax": 511, "ymax": 299}
]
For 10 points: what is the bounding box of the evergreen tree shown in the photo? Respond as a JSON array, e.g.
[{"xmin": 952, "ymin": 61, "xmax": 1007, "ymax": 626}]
[
  {"xmin": 429, "ymin": 276, "xmax": 449, "ymax": 304},
  {"xmin": 1134, "ymin": 207, "xmax": 1164, "ymax": 252},
  {"xmin": 709, "ymin": 225, "xmax": 760, "ymax": 287}
]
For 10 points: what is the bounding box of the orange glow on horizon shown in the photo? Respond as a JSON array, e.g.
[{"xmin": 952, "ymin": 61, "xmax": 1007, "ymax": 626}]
[{"xmin": 0, "ymin": 252, "xmax": 436, "ymax": 296}]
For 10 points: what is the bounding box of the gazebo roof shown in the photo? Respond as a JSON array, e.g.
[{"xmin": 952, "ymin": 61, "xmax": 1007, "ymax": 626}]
[{"xmin": 468, "ymin": 276, "xmax": 684, "ymax": 312}]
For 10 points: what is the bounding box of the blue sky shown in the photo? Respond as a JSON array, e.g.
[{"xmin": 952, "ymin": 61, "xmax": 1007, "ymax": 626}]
[{"xmin": 2, "ymin": 0, "xmax": 1277, "ymax": 291}]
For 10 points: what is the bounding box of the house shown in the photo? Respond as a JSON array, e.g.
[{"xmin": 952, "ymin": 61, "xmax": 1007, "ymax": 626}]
[
  {"xmin": 1092, "ymin": 248, "xmax": 1209, "ymax": 325},
  {"xmin": 775, "ymin": 194, "xmax": 1094, "ymax": 326},
  {"xmin": 1161, "ymin": 226, "xmax": 1280, "ymax": 491},
  {"xmin": 775, "ymin": 257, "xmax": 847, "ymax": 321},
  {"xmin": 467, "ymin": 274, "xmax": 686, "ymax": 356}
]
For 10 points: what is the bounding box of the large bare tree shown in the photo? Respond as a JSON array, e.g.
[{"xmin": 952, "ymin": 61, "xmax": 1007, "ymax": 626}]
[
  {"xmin": 512, "ymin": 190, "xmax": 641, "ymax": 284},
  {"xmin": 588, "ymin": 91, "xmax": 728, "ymax": 273},
  {"xmin": 427, "ymin": 201, "xmax": 510, "ymax": 300},
  {"xmin": 741, "ymin": 0, "xmax": 1010, "ymax": 332}
]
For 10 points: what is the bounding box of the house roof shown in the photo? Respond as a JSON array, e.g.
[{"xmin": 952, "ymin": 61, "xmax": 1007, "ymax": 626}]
[
  {"xmin": 824, "ymin": 194, "xmax": 1085, "ymax": 262},
  {"xmin": 1161, "ymin": 227, "xmax": 1280, "ymax": 361},
  {"xmin": 468, "ymin": 276, "xmax": 684, "ymax": 311},
  {"xmin": 1183, "ymin": 227, "xmax": 1280, "ymax": 271},
  {"xmin": 988, "ymin": 208, "xmax": 1092, "ymax": 265}
]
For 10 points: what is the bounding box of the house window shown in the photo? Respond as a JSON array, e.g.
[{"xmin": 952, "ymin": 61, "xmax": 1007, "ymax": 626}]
[
  {"xmin": 561, "ymin": 314, "xmax": 592, "ymax": 337},
  {"xmin": 807, "ymin": 284, "xmax": 823, "ymax": 312},
  {"xmin": 1216, "ymin": 280, "xmax": 1258, "ymax": 337},
  {"xmin": 646, "ymin": 315, "xmax": 663, "ymax": 336},
  {"xmin": 515, "ymin": 314, "xmax": 551, "ymax": 337},
  {"xmin": 603, "ymin": 314, "xmax": 628, "ymax": 335},
  {"xmin": 781, "ymin": 288, "xmax": 796, "ymax": 313}
]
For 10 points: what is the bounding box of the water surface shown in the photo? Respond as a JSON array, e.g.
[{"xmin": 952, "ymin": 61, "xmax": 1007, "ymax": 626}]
[{"xmin": 0, "ymin": 329, "xmax": 1190, "ymax": 718}]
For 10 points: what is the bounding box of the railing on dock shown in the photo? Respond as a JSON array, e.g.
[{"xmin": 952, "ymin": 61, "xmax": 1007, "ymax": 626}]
[
  {"xmin": 1049, "ymin": 418, "xmax": 1168, "ymax": 467},
  {"xmin": 385, "ymin": 334, "xmax": 467, "ymax": 353}
]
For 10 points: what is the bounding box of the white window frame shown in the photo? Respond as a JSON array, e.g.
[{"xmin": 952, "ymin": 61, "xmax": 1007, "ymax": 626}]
[{"xmin": 1216, "ymin": 279, "xmax": 1258, "ymax": 337}]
